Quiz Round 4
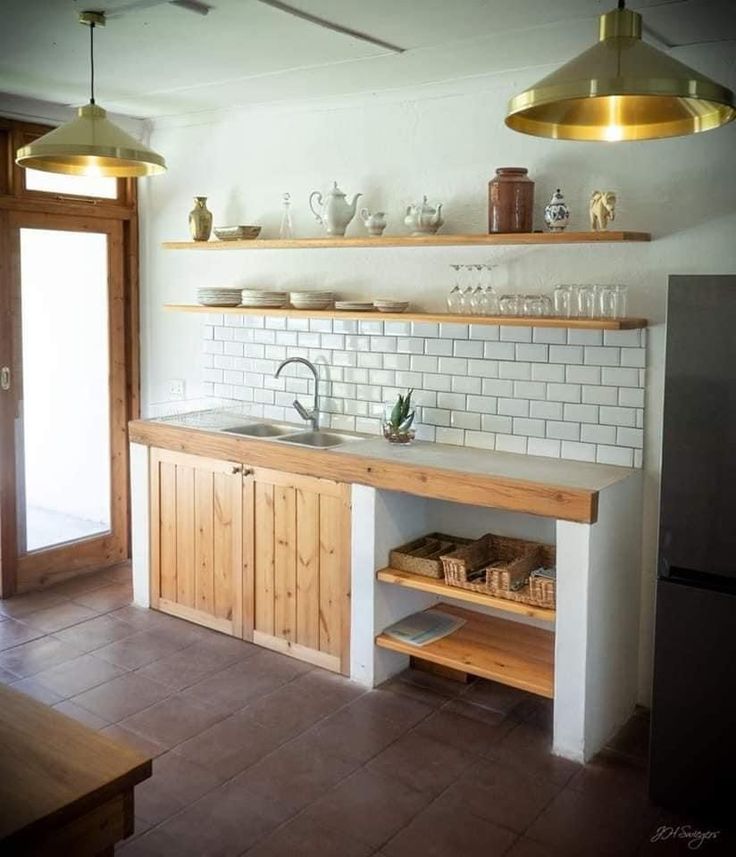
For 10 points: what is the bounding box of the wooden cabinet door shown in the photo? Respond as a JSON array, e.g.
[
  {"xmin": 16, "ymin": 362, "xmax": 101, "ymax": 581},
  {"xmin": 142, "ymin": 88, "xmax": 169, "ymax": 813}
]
[
  {"xmin": 150, "ymin": 448, "xmax": 243, "ymax": 636},
  {"xmin": 247, "ymin": 468, "xmax": 351, "ymax": 675}
]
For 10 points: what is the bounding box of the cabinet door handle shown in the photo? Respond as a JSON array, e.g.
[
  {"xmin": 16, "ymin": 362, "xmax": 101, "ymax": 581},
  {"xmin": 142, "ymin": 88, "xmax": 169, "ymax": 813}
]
[
  {"xmin": 231, "ymin": 465, "xmax": 242, "ymax": 475},
  {"xmin": 243, "ymin": 467, "xmax": 254, "ymax": 476},
  {"xmin": 232, "ymin": 465, "xmax": 254, "ymax": 476},
  {"xmin": 0, "ymin": 367, "xmax": 10, "ymax": 392}
]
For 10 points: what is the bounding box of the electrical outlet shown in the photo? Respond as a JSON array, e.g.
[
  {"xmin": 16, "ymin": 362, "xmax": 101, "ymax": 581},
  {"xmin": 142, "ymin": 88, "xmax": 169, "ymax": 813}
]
[{"xmin": 167, "ymin": 379, "xmax": 186, "ymax": 400}]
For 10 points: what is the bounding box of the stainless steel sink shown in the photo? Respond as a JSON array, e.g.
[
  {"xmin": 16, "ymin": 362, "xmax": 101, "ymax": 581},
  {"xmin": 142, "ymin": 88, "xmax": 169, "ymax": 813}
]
[
  {"xmin": 223, "ymin": 423, "xmax": 298, "ymax": 438},
  {"xmin": 274, "ymin": 431, "xmax": 358, "ymax": 448}
]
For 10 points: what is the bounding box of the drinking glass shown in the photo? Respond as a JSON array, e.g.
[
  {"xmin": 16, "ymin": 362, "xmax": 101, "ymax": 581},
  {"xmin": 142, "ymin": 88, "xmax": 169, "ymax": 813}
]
[
  {"xmin": 540, "ymin": 295, "xmax": 554, "ymax": 317},
  {"xmin": 576, "ymin": 285, "xmax": 596, "ymax": 318},
  {"xmin": 553, "ymin": 285, "xmax": 572, "ymax": 318},
  {"xmin": 598, "ymin": 285, "xmax": 616, "ymax": 318},
  {"xmin": 613, "ymin": 284, "xmax": 628, "ymax": 318},
  {"xmin": 499, "ymin": 294, "xmax": 520, "ymax": 315}
]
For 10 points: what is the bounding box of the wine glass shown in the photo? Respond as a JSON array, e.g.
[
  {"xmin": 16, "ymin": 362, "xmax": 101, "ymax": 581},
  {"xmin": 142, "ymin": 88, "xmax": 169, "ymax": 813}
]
[{"xmin": 447, "ymin": 264, "xmax": 463, "ymax": 312}]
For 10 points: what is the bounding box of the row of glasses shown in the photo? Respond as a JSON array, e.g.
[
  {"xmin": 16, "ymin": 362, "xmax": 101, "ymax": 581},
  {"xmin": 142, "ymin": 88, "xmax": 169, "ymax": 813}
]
[
  {"xmin": 447, "ymin": 264, "xmax": 499, "ymax": 315},
  {"xmin": 553, "ymin": 284, "xmax": 628, "ymax": 319}
]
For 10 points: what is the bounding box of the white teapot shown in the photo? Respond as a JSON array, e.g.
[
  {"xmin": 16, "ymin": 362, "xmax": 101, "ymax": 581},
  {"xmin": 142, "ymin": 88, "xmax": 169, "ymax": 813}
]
[
  {"xmin": 309, "ymin": 182, "xmax": 362, "ymax": 236},
  {"xmin": 404, "ymin": 196, "xmax": 444, "ymax": 235},
  {"xmin": 360, "ymin": 208, "xmax": 387, "ymax": 237}
]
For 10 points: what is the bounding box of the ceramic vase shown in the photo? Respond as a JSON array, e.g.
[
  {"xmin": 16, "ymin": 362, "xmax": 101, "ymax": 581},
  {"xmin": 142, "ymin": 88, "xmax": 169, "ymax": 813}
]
[
  {"xmin": 544, "ymin": 189, "xmax": 570, "ymax": 232},
  {"xmin": 189, "ymin": 196, "xmax": 213, "ymax": 242},
  {"xmin": 488, "ymin": 168, "xmax": 534, "ymax": 233}
]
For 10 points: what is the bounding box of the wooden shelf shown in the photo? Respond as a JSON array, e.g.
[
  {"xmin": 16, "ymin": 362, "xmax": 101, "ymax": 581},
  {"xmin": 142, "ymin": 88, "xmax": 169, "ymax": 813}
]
[
  {"xmin": 376, "ymin": 567, "xmax": 555, "ymax": 622},
  {"xmin": 376, "ymin": 603, "xmax": 555, "ymax": 698},
  {"xmin": 165, "ymin": 305, "xmax": 647, "ymax": 330},
  {"xmin": 163, "ymin": 231, "xmax": 650, "ymax": 251}
]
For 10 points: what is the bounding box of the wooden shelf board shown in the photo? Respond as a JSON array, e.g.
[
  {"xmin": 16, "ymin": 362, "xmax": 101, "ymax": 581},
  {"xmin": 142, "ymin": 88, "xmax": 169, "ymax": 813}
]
[
  {"xmin": 162, "ymin": 231, "xmax": 650, "ymax": 250},
  {"xmin": 376, "ymin": 567, "xmax": 556, "ymax": 622},
  {"xmin": 165, "ymin": 305, "xmax": 647, "ymax": 330},
  {"xmin": 375, "ymin": 603, "xmax": 555, "ymax": 698}
]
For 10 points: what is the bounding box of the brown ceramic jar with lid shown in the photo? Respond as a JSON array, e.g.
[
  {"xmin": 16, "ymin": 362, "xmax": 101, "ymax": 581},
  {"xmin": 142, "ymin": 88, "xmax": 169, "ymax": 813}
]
[{"xmin": 488, "ymin": 167, "xmax": 534, "ymax": 233}]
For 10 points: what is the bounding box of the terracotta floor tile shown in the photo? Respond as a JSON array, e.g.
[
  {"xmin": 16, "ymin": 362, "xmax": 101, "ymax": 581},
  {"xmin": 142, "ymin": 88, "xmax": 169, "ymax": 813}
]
[
  {"xmin": 382, "ymin": 799, "xmax": 518, "ymax": 857},
  {"xmin": 71, "ymin": 583, "xmax": 134, "ymax": 612},
  {"xmin": 0, "ymin": 666, "xmax": 19, "ymax": 683},
  {"xmin": 34, "ymin": 652, "xmax": 125, "ymax": 697},
  {"xmin": 0, "ymin": 618, "xmax": 45, "ymax": 650},
  {"xmin": 53, "ymin": 699, "xmax": 110, "ymax": 729},
  {"xmin": 0, "ymin": 589, "xmax": 69, "ymax": 619},
  {"xmin": 119, "ymin": 694, "xmax": 225, "ymax": 749},
  {"xmin": 485, "ymin": 722, "xmax": 582, "ymax": 786},
  {"xmin": 54, "ymin": 613, "xmax": 137, "ymax": 653},
  {"xmin": 109, "ymin": 605, "xmax": 200, "ymax": 634},
  {"xmin": 8, "ymin": 677, "xmax": 64, "ymax": 705},
  {"xmin": 506, "ymin": 837, "xmax": 568, "ymax": 857},
  {"xmin": 100, "ymin": 723, "xmax": 169, "ymax": 758},
  {"xmin": 135, "ymin": 636, "xmax": 254, "ymax": 690},
  {"xmin": 391, "ymin": 666, "xmax": 472, "ymax": 699},
  {"xmin": 180, "ymin": 650, "xmax": 310, "ymax": 715},
  {"xmin": 173, "ymin": 708, "xmax": 292, "ymax": 780},
  {"xmin": 246, "ymin": 810, "xmax": 374, "ymax": 857},
  {"xmin": 568, "ymin": 753, "xmax": 649, "ymax": 802},
  {"xmin": 526, "ymin": 786, "xmax": 658, "ymax": 857},
  {"xmin": 442, "ymin": 756, "xmax": 562, "ymax": 833},
  {"xmin": 48, "ymin": 570, "xmax": 119, "ymax": 597},
  {"xmin": 136, "ymin": 778, "xmax": 292, "ymax": 857},
  {"xmin": 299, "ymin": 767, "xmax": 430, "ymax": 848},
  {"xmin": 100, "ymin": 563, "xmax": 133, "ymax": 584},
  {"xmin": 134, "ymin": 751, "xmax": 223, "ymax": 827},
  {"xmin": 94, "ymin": 630, "xmax": 189, "ymax": 670},
  {"xmin": 413, "ymin": 706, "xmax": 515, "ymax": 757},
  {"xmin": 379, "ymin": 676, "xmax": 453, "ymax": 709},
  {"xmin": 460, "ymin": 678, "xmax": 535, "ymax": 716},
  {"xmin": 367, "ymin": 730, "xmax": 476, "ymax": 797},
  {"xmin": 233, "ymin": 733, "xmax": 359, "ymax": 814},
  {"xmin": 20, "ymin": 601, "xmax": 100, "ymax": 633},
  {"xmin": 344, "ymin": 688, "xmax": 433, "ymax": 728},
  {"xmin": 71, "ymin": 671, "xmax": 172, "ymax": 721},
  {"xmin": 0, "ymin": 635, "xmax": 83, "ymax": 677}
]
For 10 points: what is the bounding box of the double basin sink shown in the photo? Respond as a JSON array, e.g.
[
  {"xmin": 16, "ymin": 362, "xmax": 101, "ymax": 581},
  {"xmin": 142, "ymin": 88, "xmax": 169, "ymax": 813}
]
[{"xmin": 222, "ymin": 422, "xmax": 360, "ymax": 449}]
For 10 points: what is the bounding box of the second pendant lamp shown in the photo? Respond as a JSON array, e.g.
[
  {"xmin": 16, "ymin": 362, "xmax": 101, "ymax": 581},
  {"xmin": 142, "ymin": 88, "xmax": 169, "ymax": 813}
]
[
  {"xmin": 15, "ymin": 11, "xmax": 166, "ymax": 178},
  {"xmin": 505, "ymin": 0, "xmax": 736, "ymax": 142}
]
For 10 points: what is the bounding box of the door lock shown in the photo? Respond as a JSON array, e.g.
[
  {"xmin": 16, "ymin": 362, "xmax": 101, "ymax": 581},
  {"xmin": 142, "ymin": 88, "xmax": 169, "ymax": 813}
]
[{"xmin": 0, "ymin": 367, "xmax": 10, "ymax": 391}]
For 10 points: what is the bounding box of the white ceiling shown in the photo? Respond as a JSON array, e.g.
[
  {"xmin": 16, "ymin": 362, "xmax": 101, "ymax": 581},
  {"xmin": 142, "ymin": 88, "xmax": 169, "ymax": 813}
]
[{"xmin": 1, "ymin": 0, "xmax": 734, "ymax": 118}]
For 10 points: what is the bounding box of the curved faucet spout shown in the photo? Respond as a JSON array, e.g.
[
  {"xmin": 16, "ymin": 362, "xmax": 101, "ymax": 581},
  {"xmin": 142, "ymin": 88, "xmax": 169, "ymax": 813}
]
[{"xmin": 275, "ymin": 357, "xmax": 320, "ymax": 431}]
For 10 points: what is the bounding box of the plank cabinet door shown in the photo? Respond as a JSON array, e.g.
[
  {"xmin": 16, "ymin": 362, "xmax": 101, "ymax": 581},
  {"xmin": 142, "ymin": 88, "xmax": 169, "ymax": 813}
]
[
  {"xmin": 246, "ymin": 467, "xmax": 351, "ymax": 675},
  {"xmin": 150, "ymin": 448, "xmax": 243, "ymax": 637}
]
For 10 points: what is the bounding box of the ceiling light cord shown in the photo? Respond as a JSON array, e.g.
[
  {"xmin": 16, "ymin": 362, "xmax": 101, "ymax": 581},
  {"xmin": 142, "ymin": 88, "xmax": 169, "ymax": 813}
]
[
  {"xmin": 618, "ymin": 0, "xmax": 625, "ymax": 9},
  {"xmin": 89, "ymin": 22, "xmax": 95, "ymax": 104}
]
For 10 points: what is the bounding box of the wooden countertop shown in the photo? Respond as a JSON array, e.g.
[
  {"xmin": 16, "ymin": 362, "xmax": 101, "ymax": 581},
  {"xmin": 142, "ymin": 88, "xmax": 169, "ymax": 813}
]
[
  {"xmin": 0, "ymin": 685, "xmax": 151, "ymax": 850},
  {"xmin": 128, "ymin": 413, "xmax": 636, "ymax": 523}
]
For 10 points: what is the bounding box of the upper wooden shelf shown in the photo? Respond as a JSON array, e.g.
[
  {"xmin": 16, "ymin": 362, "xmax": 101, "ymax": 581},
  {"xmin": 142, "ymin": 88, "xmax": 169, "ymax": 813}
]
[
  {"xmin": 163, "ymin": 231, "xmax": 650, "ymax": 251},
  {"xmin": 166, "ymin": 304, "xmax": 647, "ymax": 330}
]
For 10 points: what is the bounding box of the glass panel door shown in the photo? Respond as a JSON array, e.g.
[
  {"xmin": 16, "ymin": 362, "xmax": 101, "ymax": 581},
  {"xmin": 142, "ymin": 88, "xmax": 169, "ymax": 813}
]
[{"xmin": 18, "ymin": 228, "xmax": 111, "ymax": 552}]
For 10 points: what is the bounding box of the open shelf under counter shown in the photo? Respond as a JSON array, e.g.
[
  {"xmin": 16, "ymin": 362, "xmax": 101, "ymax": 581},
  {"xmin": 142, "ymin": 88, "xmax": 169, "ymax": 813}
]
[
  {"xmin": 165, "ymin": 305, "xmax": 648, "ymax": 330},
  {"xmin": 376, "ymin": 603, "xmax": 555, "ymax": 698},
  {"xmin": 376, "ymin": 567, "xmax": 555, "ymax": 623},
  {"xmin": 162, "ymin": 231, "xmax": 651, "ymax": 250}
]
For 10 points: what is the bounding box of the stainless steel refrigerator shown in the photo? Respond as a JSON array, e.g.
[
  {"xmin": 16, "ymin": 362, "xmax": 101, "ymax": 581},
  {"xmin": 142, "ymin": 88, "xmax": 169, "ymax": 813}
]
[{"xmin": 650, "ymin": 275, "xmax": 736, "ymax": 820}]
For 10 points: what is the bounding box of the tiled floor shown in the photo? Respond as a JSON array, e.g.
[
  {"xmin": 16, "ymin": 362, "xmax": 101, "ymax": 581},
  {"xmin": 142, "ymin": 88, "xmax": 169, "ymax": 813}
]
[{"xmin": 1, "ymin": 564, "xmax": 732, "ymax": 857}]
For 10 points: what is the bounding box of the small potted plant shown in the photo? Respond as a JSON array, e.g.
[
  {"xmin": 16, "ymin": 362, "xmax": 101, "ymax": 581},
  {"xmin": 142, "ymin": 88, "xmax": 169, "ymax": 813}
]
[{"xmin": 383, "ymin": 389, "xmax": 416, "ymax": 444}]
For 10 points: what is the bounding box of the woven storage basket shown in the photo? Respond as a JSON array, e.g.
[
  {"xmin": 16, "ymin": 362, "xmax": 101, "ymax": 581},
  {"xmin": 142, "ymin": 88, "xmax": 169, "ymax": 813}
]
[
  {"xmin": 389, "ymin": 532, "xmax": 472, "ymax": 579},
  {"xmin": 441, "ymin": 533, "xmax": 541, "ymax": 591},
  {"xmin": 488, "ymin": 543, "xmax": 556, "ymax": 609}
]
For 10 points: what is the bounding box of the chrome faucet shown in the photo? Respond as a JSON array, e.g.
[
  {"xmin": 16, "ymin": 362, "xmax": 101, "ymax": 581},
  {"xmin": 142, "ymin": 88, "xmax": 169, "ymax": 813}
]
[{"xmin": 275, "ymin": 357, "xmax": 320, "ymax": 431}]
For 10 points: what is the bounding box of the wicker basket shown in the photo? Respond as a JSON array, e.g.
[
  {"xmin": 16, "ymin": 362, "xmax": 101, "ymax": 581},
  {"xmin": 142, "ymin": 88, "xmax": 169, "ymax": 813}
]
[
  {"xmin": 442, "ymin": 535, "xmax": 556, "ymax": 609},
  {"xmin": 390, "ymin": 532, "xmax": 472, "ymax": 579}
]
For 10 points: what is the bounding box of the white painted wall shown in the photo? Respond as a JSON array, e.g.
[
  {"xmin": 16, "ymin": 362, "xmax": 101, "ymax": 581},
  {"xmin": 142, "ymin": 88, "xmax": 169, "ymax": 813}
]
[{"xmin": 139, "ymin": 47, "xmax": 736, "ymax": 704}]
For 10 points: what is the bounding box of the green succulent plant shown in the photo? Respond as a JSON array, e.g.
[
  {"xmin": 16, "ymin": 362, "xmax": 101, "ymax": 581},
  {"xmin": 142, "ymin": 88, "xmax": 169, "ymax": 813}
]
[{"xmin": 387, "ymin": 389, "xmax": 415, "ymax": 433}]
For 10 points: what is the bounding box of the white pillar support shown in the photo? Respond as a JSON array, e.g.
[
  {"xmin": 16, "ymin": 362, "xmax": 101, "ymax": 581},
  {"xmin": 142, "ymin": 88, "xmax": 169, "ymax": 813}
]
[{"xmin": 129, "ymin": 442, "xmax": 150, "ymax": 608}]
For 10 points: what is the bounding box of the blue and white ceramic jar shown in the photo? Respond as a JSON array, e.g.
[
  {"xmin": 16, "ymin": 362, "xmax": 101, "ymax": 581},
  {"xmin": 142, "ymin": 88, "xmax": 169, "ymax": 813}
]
[{"xmin": 544, "ymin": 188, "xmax": 570, "ymax": 232}]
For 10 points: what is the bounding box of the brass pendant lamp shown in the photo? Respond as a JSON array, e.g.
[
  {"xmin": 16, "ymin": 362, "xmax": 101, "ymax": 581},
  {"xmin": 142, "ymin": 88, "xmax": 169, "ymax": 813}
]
[
  {"xmin": 505, "ymin": 0, "xmax": 736, "ymax": 141},
  {"xmin": 16, "ymin": 11, "xmax": 166, "ymax": 177}
]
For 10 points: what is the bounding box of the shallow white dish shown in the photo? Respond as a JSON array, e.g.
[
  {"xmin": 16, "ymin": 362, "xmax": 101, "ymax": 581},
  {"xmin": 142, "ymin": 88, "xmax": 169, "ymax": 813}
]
[
  {"xmin": 374, "ymin": 300, "xmax": 409, "ymax": 313},
  {"xmin": 334, "ymin": 301, "xmax": 375, "ymax": 311}
]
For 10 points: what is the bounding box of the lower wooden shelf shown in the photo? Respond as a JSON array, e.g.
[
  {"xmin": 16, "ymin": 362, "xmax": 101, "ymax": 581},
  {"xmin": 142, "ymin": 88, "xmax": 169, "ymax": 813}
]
[
  {"xmin": 376, "ymin": 567, "xmax": 556, "ymax": 622},
  {"xmin": 375, "ymin": 603, "xmax": 555, "ymax": 698}
]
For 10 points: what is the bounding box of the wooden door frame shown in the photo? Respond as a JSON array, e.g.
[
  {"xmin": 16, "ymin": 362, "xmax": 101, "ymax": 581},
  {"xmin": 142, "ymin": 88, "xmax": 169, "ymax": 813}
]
[{"xmin": 0, "ymin": 118, "xmax": 140, "ymax": 597}]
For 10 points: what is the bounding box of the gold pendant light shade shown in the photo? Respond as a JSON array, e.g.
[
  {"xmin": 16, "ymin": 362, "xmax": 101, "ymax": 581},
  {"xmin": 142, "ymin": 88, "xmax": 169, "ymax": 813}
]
[
  {"xmin": 15, "ymin": 11, "xmax": 165, "ymax": 178},
  {"xmin": 506, "ymin": 7, "xmax": 736, "ymax": 141},
  {"xmin": 16, "ymin": 103, "xmax": 166, "ymax": 177}
]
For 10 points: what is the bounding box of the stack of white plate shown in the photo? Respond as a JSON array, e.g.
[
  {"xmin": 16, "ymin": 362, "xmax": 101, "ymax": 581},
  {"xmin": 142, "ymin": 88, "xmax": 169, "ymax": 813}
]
[
  {"xmin": 290, "ymin": 290, "xmax": 335, "ymax": 310},
  {"xmin": 374, "ymin": 299, "xmax": 410, "ymax": 313},
  {"xmin": 241, "ymin": 289, "xmax": 288, "ymax": 308},
  {"xmin": 196, "ymin": 287, "xmax": 243, "ymax": 307},
  {"xmin": 334, "ymin": 301, "xmax": 374, "ymax": 312}
]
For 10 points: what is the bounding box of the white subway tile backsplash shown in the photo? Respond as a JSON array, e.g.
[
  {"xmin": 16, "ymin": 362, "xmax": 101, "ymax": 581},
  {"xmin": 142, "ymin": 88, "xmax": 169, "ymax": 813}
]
[
  {"xmin": 500, "ymin": 326, "xmax": 533, "ymax": 343},
  {"xmin": 582, "ymin": 385, "xmax": 619, "ymax": 406},
  {"xmin": 498, "ymin": 398, "xmax": 530, "ymax": 417},
  {"xmin": 205, "ymin": 317, "xmax": 647, "ymax": 467},
  {"xmin": 549, "ymin": 345, "xmax": 583, "ymax": 364}
]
